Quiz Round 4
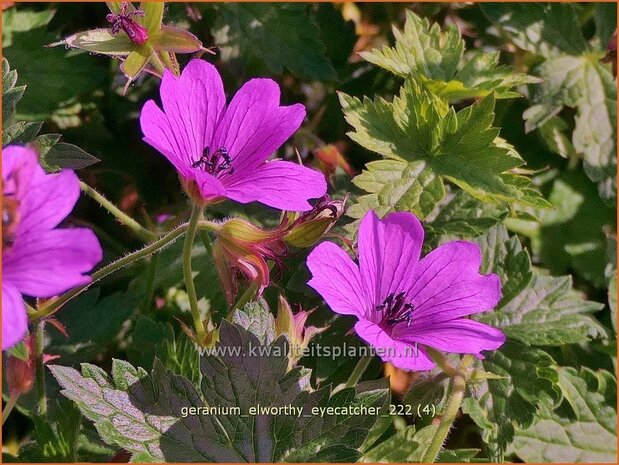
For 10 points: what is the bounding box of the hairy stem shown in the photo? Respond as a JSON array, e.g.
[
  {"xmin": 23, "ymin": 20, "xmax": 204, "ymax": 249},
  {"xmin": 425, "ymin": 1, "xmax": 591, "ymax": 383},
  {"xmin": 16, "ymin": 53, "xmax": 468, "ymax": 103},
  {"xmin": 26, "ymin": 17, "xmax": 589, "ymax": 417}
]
[
  {"xmin": 421, "ymin": 354, "xmax": 475, "ymax": 462},
  {"xmin": 35, "ymin": 321, "xmax": 47, "ymax": 417},
  {"xmin": 232, "ymin": 281, "xmax": 259, "ymax": 312},
  {"xmin": 345, "ymin": 353, "xmax": 374, "ymax": 389},
  {"xmin": 425, "ymin": 346, "xmax": 459, "ymax": 377},
  {"xmin": 80, "ymin": 181, "xmax": 156, "ymax": 243},
  {"xmin": 29, "ymin": 220, "xmax": 220, "ymax": 321},
  {"xmin": 141, "ymin": 252, "xmax": 160, "ymax": 312},
  {"xmin": 182, "ymin": 205, "xmax": 207, "ymax": 345},
  {"xmin": 199, "ymin": 229, "xmax": 227, "ymax": 305}
]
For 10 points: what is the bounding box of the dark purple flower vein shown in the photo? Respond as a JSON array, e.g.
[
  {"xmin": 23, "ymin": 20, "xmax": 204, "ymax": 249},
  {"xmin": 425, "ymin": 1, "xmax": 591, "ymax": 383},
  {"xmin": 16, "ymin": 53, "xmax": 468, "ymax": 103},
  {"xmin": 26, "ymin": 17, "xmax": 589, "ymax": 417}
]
[
  {"xmin": 151, "ymin": 109, "xmax": 187, "ymax": 167},
  {"xmin": 328, "ymin": 262, "xmax": 366, "ymax": 311},
  {"xmin": 171, "ymin": 82, "xmax": 197, "ymax": 162},
  {"xmin": 413, "ymin": 289, "xmax": 487, "ymax": 324},
  {"xmin": 226, "ymin": 170, "xmax": 302, "ymax": 198},
  {"xmin": 191, "ymin": 78, "xmax": 220, "ymax": 165},
  {"xmin": 218, "ymin": 92, "xmax": 264, "ymax": 177},
  {"xmin": 234, "ymin": 109, "xmax": 299, "ymax": 175},
  {"xmin": 384, "ymin": 235, "xmax": 418, "ymax": 301},
  {"xmin": 405, "ymin": 256, "xmax": 457, "ymax": 303}
]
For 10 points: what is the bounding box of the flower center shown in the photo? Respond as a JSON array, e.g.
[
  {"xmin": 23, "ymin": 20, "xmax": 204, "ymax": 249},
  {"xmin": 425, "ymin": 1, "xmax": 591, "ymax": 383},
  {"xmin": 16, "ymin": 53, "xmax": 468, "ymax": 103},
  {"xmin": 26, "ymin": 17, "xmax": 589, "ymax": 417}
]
[
  {"xmin": 376, "ymin": 292, "xmax": 415, "ymax": 329},
  {"xmin": 192, "ymin": 146, "xmax": 234, "ymax": 176},
  {"xmin": 2, "ymin": 197, "xmax": 21, "ymax": 250},
  {"xmin": 106, "ymin": 3, "xmax": 149, "ymax": 46}
]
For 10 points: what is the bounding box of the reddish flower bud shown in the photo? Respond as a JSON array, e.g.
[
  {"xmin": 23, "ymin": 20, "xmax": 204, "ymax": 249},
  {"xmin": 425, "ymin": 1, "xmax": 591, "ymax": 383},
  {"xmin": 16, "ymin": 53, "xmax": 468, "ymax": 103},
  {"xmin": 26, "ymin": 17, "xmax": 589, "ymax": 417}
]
[
  {"xmin": 5, "ymin": 335, "xmax": 60, "ymax": 398},
  {"xmin": 314, "ymin": 144, "xmax": 356, "ymax": 181},
  {"xmin": 275, "ymin": 295, "xmax": 327, "ymax": 368},
  {"xmin": 213, "ymin": 219, "xmax": 287, "ymax": 305},
  {"xmin": 5, "ymin": 336, "xmax": 35, "ymax": 396}
]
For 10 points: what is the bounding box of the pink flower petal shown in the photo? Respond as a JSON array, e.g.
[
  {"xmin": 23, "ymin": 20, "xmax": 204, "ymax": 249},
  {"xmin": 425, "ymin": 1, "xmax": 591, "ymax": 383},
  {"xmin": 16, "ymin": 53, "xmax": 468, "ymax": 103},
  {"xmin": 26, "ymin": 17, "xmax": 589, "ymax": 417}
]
[
  {"xmin": 307, "ymin": 241, "xmax": 369, "ymax": 317},
  {"xmin": 192, "ymin": 167, "xmax": 227, "ymax": 199},
  {"xmin": 225, "ymin": 160, "xmax": 327, "ymax": 211},
  {"xmin": 354, "ymin": 320, "xmax": 435, "ymax": 371},
  {"xmin": 140, "ymin": 59, "xmax": 226, "ymax": 168},
  {"xmin": 141, "ymin": 101, "xmax": 194, "ymax": 177},
  {"xmin": 2, "ymin": 145, "xmax": 37, "ymax": 198},
  {"xmin": 212, "ymin": 78, "xmax": 306, "ymax": 176},
  {"xmin": 17, "ymin": 169, "xmax": 80, "ymax": 236},
  {"xmin": 141, "ymin": 120, "xmax": 227, "ymax": 200},
  {"xmin": 357, "ymin": 210, "xmax": 424, "ymax": 308},
  {"xmin": 399, "ymin": 318, "xmax": 506, "ymax": 358},
  {"xmin": 405, "ymin": 241, "xmax": 501, "ymax": 326},
  {"xmin": 3, "ymin": 228, "xmax": 102, "ymax": 298},
  {"xmin": 2, "ymin": 282, "xmax": 27, "ymax": 350}
]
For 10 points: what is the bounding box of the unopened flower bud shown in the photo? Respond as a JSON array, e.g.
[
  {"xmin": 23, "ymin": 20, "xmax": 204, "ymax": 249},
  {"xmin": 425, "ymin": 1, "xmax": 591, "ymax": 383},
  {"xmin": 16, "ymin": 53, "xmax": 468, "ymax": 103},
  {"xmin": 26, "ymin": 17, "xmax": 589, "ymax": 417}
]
[
  {"xmin": 283, "ymin": 195, "xmax": 346, "ymax": 248},
  {"xmin": 213, "ymin": 218, "xmax": 287, "ymax": 305},
  {"xmin": 314, "ymin": 144, "xmax": 355, "ymax": 180},
  {"xmin": 6, "ymin": 336, "xmax": 35, "ymax": 396},
  {"xmin": 275, "ymin": 295, "xmax": 327, "ymax": 368}
]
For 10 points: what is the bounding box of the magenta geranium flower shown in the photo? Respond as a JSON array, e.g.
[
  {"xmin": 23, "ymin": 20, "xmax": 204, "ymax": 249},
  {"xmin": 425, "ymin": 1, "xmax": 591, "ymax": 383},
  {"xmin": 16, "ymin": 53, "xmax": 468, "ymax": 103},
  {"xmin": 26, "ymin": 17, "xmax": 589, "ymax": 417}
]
[
  {"xmin": 2, "ymin": 146, "xmax": 102, "ymax": 350},
  {"xmin": 140, "ymin": 59, "xmax": 327, "ymax": 211},
  {"xmin": 306, "ymin": 210, "xmax": 505, "ymax": 371}
]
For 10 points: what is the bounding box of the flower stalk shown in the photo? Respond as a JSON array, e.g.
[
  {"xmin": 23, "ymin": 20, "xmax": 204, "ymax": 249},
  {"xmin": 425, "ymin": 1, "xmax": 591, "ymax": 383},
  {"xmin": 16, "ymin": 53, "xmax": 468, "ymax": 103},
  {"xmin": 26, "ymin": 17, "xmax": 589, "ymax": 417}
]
[
  {"xmin": 232, "ymin": 281, "xmax": 260, "ymax": 312},
  {"xmin": 29, "ymin": 219, "xmax": 220, "ymax": 321},
  {"xmin": 425, "ymin": 346, "xmax": 459, "ymax": 377},
  {"xmin": 421, "ymin": 354, "xmax": 475, "ymax": 463},
  {"xmin": 182, "ymin": 205, "xmax": 208, "ymax": 345},
  {"xmin": 344, "ymin": 353, "xmax": 374, "ymax": 389},
  {"xmin": 80, "ymin": 181, "xmax": 156, "ymax": 243},
  {"xmin": 35, "ymin": 321, "xmax": 47, "ymax": 417},
  {"xmin": 141, "ymin": 252, "xmax": 160, "ymax": 312}
]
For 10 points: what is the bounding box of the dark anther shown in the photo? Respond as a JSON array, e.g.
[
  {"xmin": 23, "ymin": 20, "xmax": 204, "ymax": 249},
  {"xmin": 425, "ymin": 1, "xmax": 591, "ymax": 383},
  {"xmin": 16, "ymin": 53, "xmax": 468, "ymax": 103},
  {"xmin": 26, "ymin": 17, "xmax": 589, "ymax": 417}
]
[
  {"xmin": 192, "ymin": 146, "xmax": 234, "ymax": 175},
  {"xmin": 314, "ymin": 196, "xmax": 339, "ymax": 218},
  {"xmin": 377, "ymin": 292, "xmax": 415, "ymax": 327}
]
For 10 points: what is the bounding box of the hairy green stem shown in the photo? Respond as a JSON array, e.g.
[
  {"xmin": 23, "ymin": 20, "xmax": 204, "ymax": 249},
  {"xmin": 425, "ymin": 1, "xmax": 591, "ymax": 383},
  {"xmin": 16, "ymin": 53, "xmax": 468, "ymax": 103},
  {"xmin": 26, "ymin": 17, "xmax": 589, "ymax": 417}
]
[
  {"xmin": 182, "ymin": 205, "xmax": 207, "ymax": 345},
  {"xmin": 345, "ymin": 353, "xmax": 373, "ymax": 389},
  {"xmin": 421, "ymin": 354, "xmax": 475, "ymax": 463},
  {"xmin": 425, "ymin": 346, "xmax": 459, "ymax": 377},
  {"xmin": 29, "ymin": 220, "xmax": 220, "ymax": 321},
  {"xmin": 232, "ymin": 281, "xmax": 259, "ymax": 312},
  {"xmin": 141, "ymin": 253, "xmax": 160, "ymax": 312},
  {"xmin": 199, "ymin": 229, "xmax": 227, "ymax": 306},
  {"xmin": 35, "ymin": 321, "xmax": 47, "ymax": 417},
  {"xmin": 199, "ymin": 229, "xmax": 214, "ymax": 256},
  {"xmin": 2, "ymin": 391, "xmax": 20, "ymax": 426},
  {"xmin": 80, "ymin": 181, "xmax": 156, "ymax": 243}
]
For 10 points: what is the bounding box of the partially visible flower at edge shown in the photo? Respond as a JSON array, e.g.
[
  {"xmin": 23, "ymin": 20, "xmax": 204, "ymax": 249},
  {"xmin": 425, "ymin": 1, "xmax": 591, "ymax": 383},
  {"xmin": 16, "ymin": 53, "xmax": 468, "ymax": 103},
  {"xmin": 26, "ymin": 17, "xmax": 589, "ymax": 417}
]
[
  {"xmin": 140, "ymin": 59, "xmax": 327, "ymax": 211},
  {"xmin": 306, "ymin": 209, "xmax": 505, "ymax": 371},
  {"xmin": 2, "ymin": 145, "xmax": 102, "ymax": 350}
]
